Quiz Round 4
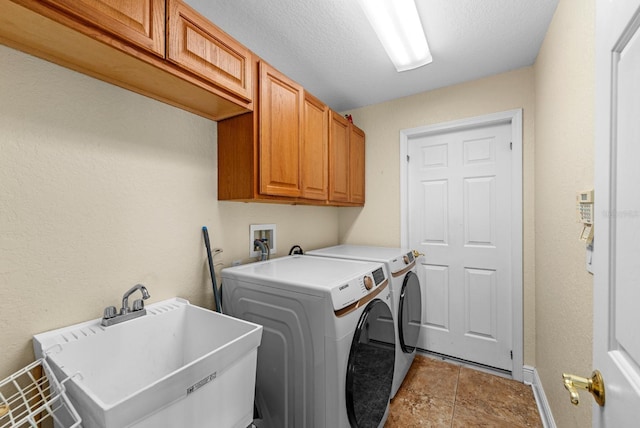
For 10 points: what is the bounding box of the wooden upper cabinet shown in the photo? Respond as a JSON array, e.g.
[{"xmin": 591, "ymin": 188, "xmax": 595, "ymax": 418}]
[
  {"xmin": 329, "ymin": 111, "xmax": 366, "ymax": 205},
  {"xmin": 259, "ymin": 62, "xmax": 304, "ymax": 197},
  {"xmin": 2, "ymin": 0, "xmax": 252, "ymax": 120},
  {"xmin": 217, "ymin": 70, "xmax": 364, "ymax": 206},
  {"xmin": 349, "ymin": 124, "xmax": 366, "ymax": 204},
  {"xmin": 329, "ymin": 111, "xmax": 351, "ymax": 203},
  {"xmin": 301, "ymin": 92, "xmax": 329, "ymax": 201},
  {"xmin": 41, "ymin": 0, "xmax": 165, "ymax": 56},
  {"xmin": 167, "ymin": 0, "xmax": 253, "ymax": 103}
]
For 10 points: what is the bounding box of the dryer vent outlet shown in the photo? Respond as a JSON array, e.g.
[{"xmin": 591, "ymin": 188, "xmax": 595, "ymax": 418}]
[{"xmin": 250, "ymin": 224, "xmax": 276, "ymax": 257}]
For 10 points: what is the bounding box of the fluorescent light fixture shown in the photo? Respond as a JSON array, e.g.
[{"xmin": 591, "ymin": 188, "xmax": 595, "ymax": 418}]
[{"xmin": 357, "ymin": 0, "xmax": 432, "ymax": 72}]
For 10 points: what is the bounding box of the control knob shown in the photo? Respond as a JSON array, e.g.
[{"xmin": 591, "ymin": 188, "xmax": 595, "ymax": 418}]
[{"xmin": 363, "ymin": 275, "xmax": 373, "ymax": 290}]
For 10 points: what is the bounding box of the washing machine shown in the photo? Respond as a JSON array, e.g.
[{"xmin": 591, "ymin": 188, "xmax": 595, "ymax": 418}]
[
  {"xmin": 306, "ymin": 245, "xmax": 422, "ymax": 398},
  {"xmin": 221, "ymin": 255, "xmax": 395, "ymax": 428}
]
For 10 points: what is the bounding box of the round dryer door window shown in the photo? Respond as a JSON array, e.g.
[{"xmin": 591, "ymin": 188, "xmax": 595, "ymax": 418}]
[
  {"xmin": 345, "ymin": 299, "xmax": 395, "ymax": 428},
  {"xmin": 398, "ymin": 271, "xmax": 422, "ymax": 353}
]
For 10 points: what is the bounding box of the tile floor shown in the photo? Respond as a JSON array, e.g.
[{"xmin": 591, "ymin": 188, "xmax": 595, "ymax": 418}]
[{"xmin": 385, "ymin": 354, "xmax": 543, "ymax": 428}]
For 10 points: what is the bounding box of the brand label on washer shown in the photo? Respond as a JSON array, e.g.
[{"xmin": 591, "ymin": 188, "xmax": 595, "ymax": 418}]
[
  {"xmin": 187, "ymin": 372, "xmax": 217, "ymax": 395},
  {"xmin": 339, "ymin": 283, "xmax": 349, "ymax": 291}
]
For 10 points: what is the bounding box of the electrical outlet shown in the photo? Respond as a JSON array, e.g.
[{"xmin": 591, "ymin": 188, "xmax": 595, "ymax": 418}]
[{"xmin": 250, "ymin": 224, "xmax": 277, "ymax": 257}]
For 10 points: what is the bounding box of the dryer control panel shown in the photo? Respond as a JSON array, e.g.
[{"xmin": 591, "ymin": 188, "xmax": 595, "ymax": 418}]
[
  {"xmin": 330, "ymin": 266, "xmax": 388, "ymax": 312},
  {"xmin": 389, "ymin": 251, "xmax": 416, "ymax": 276}
]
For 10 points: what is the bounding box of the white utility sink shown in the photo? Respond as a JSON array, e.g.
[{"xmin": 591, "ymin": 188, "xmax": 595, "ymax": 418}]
[{"xmin": 33, "ymin": 298, "xmax": 262, "ymax": 428}]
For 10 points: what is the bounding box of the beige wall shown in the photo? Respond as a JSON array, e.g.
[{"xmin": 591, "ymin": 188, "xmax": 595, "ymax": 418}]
[
  {"xmin": 534, "ymin": 0, "xmax": 595, "ymax": 426},
  {"xmin": 0, "ymin": 44, "xmax": 339, "ymax": 377},
  {"xmin": 342, "ymin": 68, "xmax": 537, "ymax": 366}
]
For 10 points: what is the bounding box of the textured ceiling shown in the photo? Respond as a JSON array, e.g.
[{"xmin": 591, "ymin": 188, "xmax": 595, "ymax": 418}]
[{"xmin": 185, "ymin": 0, "xmax": 558, "ymax": 112}]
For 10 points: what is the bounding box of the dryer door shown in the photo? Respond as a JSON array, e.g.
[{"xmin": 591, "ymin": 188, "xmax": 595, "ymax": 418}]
[
  {"xmin": 398, "ymin": 271, "xmax": 422, "ymax": 353},
  {"xmin": 345, "ymin": 299, "xmax": 395, "ymax": 427}
]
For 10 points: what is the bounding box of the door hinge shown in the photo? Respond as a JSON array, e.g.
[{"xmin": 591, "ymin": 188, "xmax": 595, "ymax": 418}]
[
  {"xmin": 407, "ymin": 155, "xmax": 410, "ymax": 162},
  {"xmin": 510, "ymin": 350, "xmax": 513, "ymax": 360},
  {"xmin": 510, "ymin": 142, "xmax": 513, "ymax": 150}
]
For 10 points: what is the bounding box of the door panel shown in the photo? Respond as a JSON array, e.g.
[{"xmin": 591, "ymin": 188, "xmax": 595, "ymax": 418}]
[
  {"xmin": 349, "ymin": 125, "xmax": 366, "ymax": 204},
  {"xmin": 421, "ymin": 180, "xmax": 448, "ymax": 244},
  {"xmin": 329, "ymin": 112, "xmax": 350, "ymax": 202},
  {"xmin": 408, "ymin": 122, "xmax": 512, "ymax": 371},
  {"xmin": 301, "ymin": 92, "xmax": 328, "ymax": 200},
  {"xmin": 422, "ymin": 265, "xmax": 449, "ymax": 330},
  {"xmin": 464, "ymin": 177, "xmax": 495, "ymax": 246},
  {"xmin": 594, "ymin": 0, "xmax": 640, "ymax": 424},
  {"xmin": 167, "ymin": 0, "xmax": 253, "ymax": 102},
  {"xmin": 45, "ymin": 0, "xmax": 165, "ymax": 56},
  {"xmin": 259, "ymin": 62, "xmax": 303, "ymax": 197},
  {"xmin": 614, "ymin": 23, "xmax": 640, "ymax": 365},
  {"xmin": 465, "ymin": 268, "xmax": 497, "ymax": 340}
]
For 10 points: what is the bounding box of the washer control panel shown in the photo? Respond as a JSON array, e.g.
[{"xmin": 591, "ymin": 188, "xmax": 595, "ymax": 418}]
[{"xmin": 331, "ymin": 266, "xmax": 387, "ymax": 311}]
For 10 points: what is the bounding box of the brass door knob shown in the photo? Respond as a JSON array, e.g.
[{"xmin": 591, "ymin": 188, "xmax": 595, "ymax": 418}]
[{"xmin": 562, "ymin": 370, "xmax": 605, "ymax": 406}]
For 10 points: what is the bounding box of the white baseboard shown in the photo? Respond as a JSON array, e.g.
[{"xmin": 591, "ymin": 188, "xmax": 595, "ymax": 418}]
[
  {"xmin": 522, "ymin": 365, "xmax": 535, "ymax": 385},
  {"xmin": 524, "ymin": 365, "xmax": 556, "ymax": 428}
]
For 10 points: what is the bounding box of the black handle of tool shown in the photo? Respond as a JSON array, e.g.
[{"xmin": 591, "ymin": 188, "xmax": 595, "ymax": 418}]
[{"xmin": 202, "ymin": 226, "xmax": 222, "ymax": 313}]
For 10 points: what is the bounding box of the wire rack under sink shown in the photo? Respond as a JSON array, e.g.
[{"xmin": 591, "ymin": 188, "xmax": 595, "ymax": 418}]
[{"xmin": 0, "ymin": 358, "xmax": 80, "ymax": 428}]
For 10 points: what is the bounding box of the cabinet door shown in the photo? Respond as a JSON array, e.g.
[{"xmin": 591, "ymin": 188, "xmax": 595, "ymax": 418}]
[
  {"xmin": 329, "ymin": 111, "xmax": 350, "ymax": 203},
  {"xmin": 301, "ymin": 92, "xmax": 329, "ymax": 200},
  {"xmin": 259, "ymin": 62, "xmax": 303, "ymax": 197},
  {"xmin": 167, "ymin": 0, "xmax": 253, "ymax": 103},
  {"xmin": 42, "ymin": 0, "xmax": 165, "ymax": 56},
  {"xmin": 349, "ymin": 125, "xmax": 366, "ymax": 204}
]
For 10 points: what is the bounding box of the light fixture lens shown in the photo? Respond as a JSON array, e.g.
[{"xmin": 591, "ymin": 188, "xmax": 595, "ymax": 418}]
[{"xmin": 358, "ymin": 0, "xmax": 432, "ymax": 72}]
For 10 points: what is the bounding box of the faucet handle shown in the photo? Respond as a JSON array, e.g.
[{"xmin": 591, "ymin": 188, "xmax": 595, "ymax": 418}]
[
  {"xmin": 132, "ymin": 299, "xmax": 145, "ymax": 312},
  {"xmin": 103, "ymin": 305, "xmax": 117, "ymax": 319}
]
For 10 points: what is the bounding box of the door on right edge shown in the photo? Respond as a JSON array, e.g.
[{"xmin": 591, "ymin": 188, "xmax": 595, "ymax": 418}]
[{"xmin": 592, "ymin": 0, "xmax": 640, "ymax": 425}]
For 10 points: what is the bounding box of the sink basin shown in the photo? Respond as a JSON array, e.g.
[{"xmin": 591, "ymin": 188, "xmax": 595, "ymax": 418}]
[{"xmin": 33, "ymin": 298, "xmax": 262, "ymax": 428}]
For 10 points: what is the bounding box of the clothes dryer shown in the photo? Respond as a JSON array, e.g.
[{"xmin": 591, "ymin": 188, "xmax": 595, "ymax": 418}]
[
  {"xmin": 221, "ymin": 255, "xmax": 395, "ymax": 428},
  {"xmin": 306, "ymin": 245, "xmax": 422, "ymax": 398}
]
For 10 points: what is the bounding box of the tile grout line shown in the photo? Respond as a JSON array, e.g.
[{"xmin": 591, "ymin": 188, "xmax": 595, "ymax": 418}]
[{"xmin": 450, "ymin": 365, "xmax": 461, "ymax": 428}]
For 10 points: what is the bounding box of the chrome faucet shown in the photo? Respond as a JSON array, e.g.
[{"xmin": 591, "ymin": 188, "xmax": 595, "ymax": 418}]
[
  {"xmin": 101, "ymin": 284, "xmax": 151, "ymax": 327},
  {"xmin": 121, "ymin": 284, "xmax": 151, "ymax": 314}
]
